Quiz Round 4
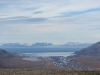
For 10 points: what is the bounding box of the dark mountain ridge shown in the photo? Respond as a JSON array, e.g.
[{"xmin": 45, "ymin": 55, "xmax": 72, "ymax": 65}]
[
  {"xmin": 69, "ymin": 42, "xmax": 100, "ymax": 68},
  {"xmin": 0, "ymin": 48, "xmax": 15, "ymax": 68},
  {"xmin": 75, "ymin": 42, "xmax": 100, "ymax": 56},
  {"xmin": 0, "ymin": 48, "xmax": 14, "ymax": 58}
]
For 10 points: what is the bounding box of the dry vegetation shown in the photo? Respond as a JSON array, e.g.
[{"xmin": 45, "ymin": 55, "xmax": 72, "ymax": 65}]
[
  {"xmin": 0, "ymin": 69, "xmax": 100, "ymax": 75},
  {"xmin": 0, "ymin": 56, "xmax": 65, "ymax": 70},
  {"xmin": 70, "ymin": 56, "xmax": 100, "ymax": 68},
  {"xmin": 0, "ymin": 48, "xmax": 64, "ymax": 70}
]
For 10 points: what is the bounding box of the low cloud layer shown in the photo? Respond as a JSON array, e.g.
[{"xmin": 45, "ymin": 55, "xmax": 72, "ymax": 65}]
[{"xmin": 0, "ymin": 17, "xmax": 47, "ymax": 25}]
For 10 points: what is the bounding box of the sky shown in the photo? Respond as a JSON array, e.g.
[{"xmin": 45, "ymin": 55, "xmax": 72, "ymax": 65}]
[{"xmin": 0, "ymin": 0, "xmax": 100, "ymax": 44}]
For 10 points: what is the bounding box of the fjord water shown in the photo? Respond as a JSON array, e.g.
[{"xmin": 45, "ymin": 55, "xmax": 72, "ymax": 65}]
[
  {"xmin": 3, "ymin": 47, "xmax": 82, "ymax": 53},
  {"xmin": 20, "ymin": 52, "xmax": 75, "ymax": 61},
  {"xmin": 2, "ymin": 47, "xmax": 81, "ymax": 62},
  {"xmin": 20, "ymin": 52, "xmax": 75, "ymax": 57},
  {"xmin": 2, "ymin": 47, "xmax": 81, "ymax": 57}
]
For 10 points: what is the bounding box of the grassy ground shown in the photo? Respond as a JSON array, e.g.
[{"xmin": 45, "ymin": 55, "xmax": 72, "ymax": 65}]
[{"xmin": 0, "ymin": 69, "xmax": 100, "ymax": 75}]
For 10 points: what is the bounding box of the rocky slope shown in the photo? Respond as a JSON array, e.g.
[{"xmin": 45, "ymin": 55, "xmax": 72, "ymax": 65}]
[
  {"xmin": 0, "ymin": 48, "xmax": 15, "ymax": 68},
  {"xmin": 75, "ymin": 42, "xmax": 100, "ymax": 56},
  {"xmin": 0, "ymin": 48, "xmax": 14, "ymax": 58},
  {"xmin": 69, "ymin": 42, "xmax": 100, "ymax": 69}
]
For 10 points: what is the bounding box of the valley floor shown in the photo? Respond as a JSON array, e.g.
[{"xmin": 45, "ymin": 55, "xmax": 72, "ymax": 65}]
[{"xmin": 0, "ymin": 69, "xmax": 100, "ymax": 75}]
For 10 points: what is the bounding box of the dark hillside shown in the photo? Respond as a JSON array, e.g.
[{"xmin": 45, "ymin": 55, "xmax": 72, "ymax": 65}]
[
  {"xmin": 0, "ymin": 48, "xmax": 15, "ymax": 68},
  {"xmin": 75, "ymin": 42, "xmax": 100, "ymax": 56},
  {"xmin": 70, "ymin": 42, "xmax": 100, "ymax": 68},
  {"xmin": 0, "ymin": 48, "xmax": 14, "ymax": 58}
]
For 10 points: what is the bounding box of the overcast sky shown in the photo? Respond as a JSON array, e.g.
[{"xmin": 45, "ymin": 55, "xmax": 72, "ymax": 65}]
[{"xmin": 0, "ymin": 0, "xmax": 100, "ymax": 44}]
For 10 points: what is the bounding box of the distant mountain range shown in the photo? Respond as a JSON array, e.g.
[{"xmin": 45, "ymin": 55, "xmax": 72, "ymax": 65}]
[
  {"xmin": 0, "ymin": 42, "xmax": 92, "ymax": 48},
  {"xmin": 0, "ymin": 43, "xmax": 53, "ymax": 48},
  {"xmin": 62, "ymin": 42, "xmax": 91, "ymax": 48}
]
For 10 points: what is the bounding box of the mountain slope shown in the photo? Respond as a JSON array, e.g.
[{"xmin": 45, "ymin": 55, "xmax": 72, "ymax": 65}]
[
  {"xmin": 0, "ymin": 48, "xmax": 15, "ymax": 68},
  {"xmin": 0, "ymin": 48, "xmax": 14, "ymax": 58},
  {"xmin": 70, "ymin": 42, "xmax": 100, "ymax": 68},
  {"xmin": 75, "ymin": 42, "xmax": 100, "ymax": 56}
]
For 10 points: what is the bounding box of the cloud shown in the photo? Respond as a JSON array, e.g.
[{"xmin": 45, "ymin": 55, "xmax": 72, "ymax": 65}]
[
  {"xmin": 0, "ymin": 16, "xmax": 47, "ymax": 25},
  {"xmin": 0, "ymin": 0, "xmax": 100, "ymax": 43},
  {"xmin": 23, "ymin": 7, "xmax": 38, "ymax": 11},
  {"xmin": 0, "ymin": 0, "xmax": 100, "ymax": 18},
  {"xmin": 61, "ymin": 8, "xmax": 100, "ymax": 16},
  {"xmin": 33, "ymin": 11, "xmax": 44, "ymax": 14}
]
